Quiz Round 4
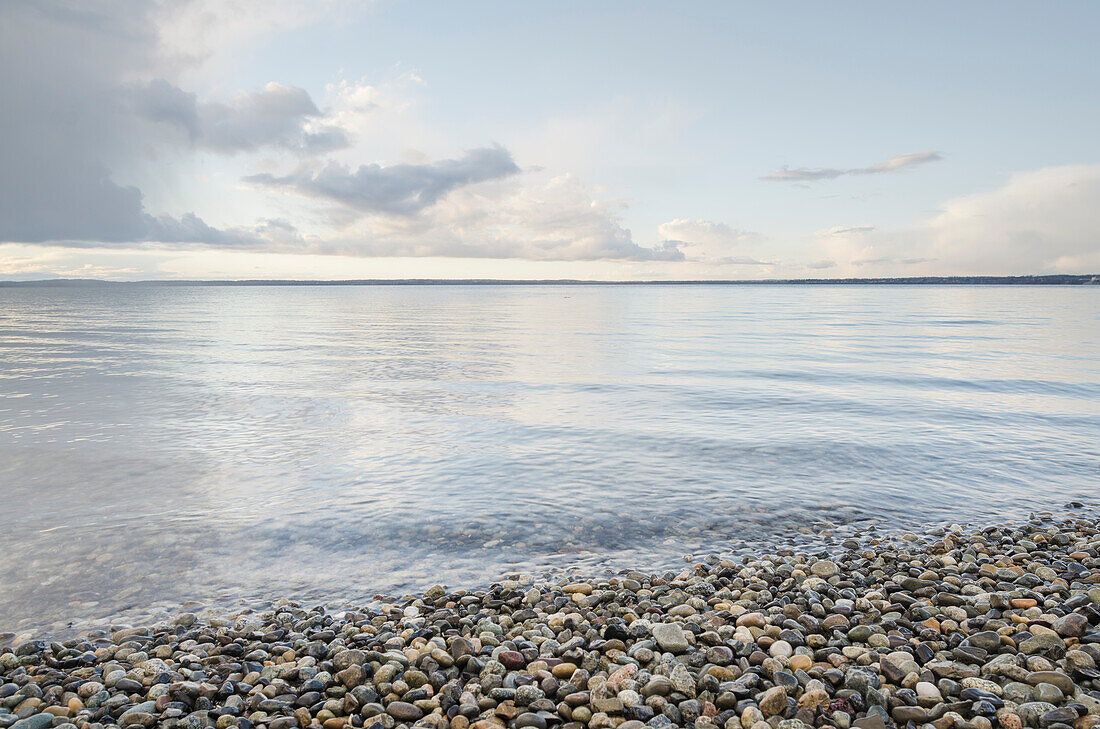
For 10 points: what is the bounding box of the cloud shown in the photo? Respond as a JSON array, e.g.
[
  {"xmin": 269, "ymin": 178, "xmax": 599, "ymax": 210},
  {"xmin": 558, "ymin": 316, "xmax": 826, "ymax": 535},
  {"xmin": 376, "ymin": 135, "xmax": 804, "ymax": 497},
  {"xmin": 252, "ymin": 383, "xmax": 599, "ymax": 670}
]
[
  {"xmin": 658, "ymin": 219, "xmax": 757, "ymax": 247},
  {"xmin": 319, "ymin": 73, "xmax": 426, "ymax": 138},
  {"xmin": 816, "ymin": 225, "xmax": 876, "ymax": 237},
  {"xmin": 714, "ymin": 256, "xmax": 774, "ymax": 266},
  {"xmin": 809, "ymin": 223, "xmax": 887, "ymax": 273},
  {"xmin": 766, "ymin": 168, "xmax": 848, "ymax": 183},
  {"xmin": 0, "ymin": 0, "xmax": 347, "ymax": 247},
  {"xmin": 154, "ymin": 0, "xmax": 341, "ymax": 71},
  {"xmin": 851, "ymin": 256, "xmax": 931, "ymax": 267},
  {"xmin": 0, "ymin": 1, "xmax": 682, "ymax": 265},
  {"xmin": 133, "ymin": 80, "xmax": 348, "ymax": 154},
  {"xmin": 656, "ymin": 218, "xmax": 764, "ymax": 263},
  {"xmin": 144, "ymin": 213, "xmax": 284, "ymax": 248},
  {"xmin": 861, "ymin": 152, "xmax": 943, "ymax": 174},
  {"xmin": 7, "ymin": 207, "xmax": 306, "ymax": 251},
  {"xmin": 245, "ymin": 146, "xmax": 522, "ymax": 215},
  {"xmin": 1, "ymin": 1, "xmax": 156, "ymax": 244},
  {"xmin": 764, "ymin": 151, "xmax": 942, "ymax": 182},
  {"xmin": 922, "ymin": 164, "xmax": 1100, "ymax": 273},
  {"xmin": 0, "ymin": 167, "xmax": 148, "ymax": 244},
  {"xmin": 318, "ymin": 172, "xmax": 684, "ymax": 261},
  {"xmin": 808, "ymin": 164, "xmax": 1100, "ymax": 275}
]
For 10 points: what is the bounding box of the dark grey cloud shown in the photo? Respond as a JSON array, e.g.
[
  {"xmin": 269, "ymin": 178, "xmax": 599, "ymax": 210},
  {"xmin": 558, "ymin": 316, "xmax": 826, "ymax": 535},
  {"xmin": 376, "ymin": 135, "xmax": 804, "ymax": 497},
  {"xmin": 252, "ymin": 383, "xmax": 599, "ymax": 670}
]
[
  {"xmin": 2, "ymin": 210, "xmax": 290, "ymax": 251},
  {"xmin": 246, "ymin": 147, "xmax": 521, "ymax": 215},
  {"xmin": 0, "ymin": 0, "xmax": 342, "ymax": 247},
  {"xmin": 1, "ymin": 1, "xmax": 158, "ymax": 244},
  {"xmin": 133, "ymin": 79, "xmax": 349, "ymax": 154},
  {"xmin": 144, "ymin": 213, "xmax": 270, "ymax": 248},
  {"xmin": 0, "ymin": 167, "xmax": 151, "ymax": 244},
  {"xmin": 5, "ymin": 208, "xmax": 300, "ymax": 250},
  {"xmin": 763, "ymin": 151, "xmax": 942, "ymax": 182}
]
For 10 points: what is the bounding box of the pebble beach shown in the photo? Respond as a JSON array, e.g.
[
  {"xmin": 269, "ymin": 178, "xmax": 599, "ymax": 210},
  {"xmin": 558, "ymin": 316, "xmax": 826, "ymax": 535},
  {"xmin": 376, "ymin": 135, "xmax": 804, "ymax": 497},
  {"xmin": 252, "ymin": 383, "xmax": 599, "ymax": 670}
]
[
  {"xmin": 3, "ymin": 3, "xmax": 1098, "ymax": 729},
  {"xmin": 4, "ymin": 508, "xmax": 1100, "ymax": 729}
]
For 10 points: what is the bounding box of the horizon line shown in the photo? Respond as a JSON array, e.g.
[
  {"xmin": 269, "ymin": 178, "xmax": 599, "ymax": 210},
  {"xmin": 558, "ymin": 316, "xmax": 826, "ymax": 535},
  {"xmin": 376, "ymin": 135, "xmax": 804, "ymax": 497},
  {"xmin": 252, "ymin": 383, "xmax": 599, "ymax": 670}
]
[{"xmin": 1, "ymin": 274, "xmax": 1098, "ymax": 287}]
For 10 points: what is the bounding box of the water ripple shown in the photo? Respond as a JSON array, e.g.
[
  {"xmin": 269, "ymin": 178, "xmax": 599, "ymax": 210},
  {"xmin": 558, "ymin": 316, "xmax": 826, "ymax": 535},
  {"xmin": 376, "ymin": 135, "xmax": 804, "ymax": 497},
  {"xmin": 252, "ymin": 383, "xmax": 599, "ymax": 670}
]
[{"xmin": 0, "ymin": 284, "xmax": 1098, "ymax": 635}]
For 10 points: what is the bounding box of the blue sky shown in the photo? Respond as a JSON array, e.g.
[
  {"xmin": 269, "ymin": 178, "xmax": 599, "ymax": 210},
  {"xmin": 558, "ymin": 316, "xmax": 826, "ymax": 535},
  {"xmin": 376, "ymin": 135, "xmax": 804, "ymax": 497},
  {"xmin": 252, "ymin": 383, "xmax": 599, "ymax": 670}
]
[{"xmin": 1, "ymin": 1, "xmax": 1098, "ymax": 279}]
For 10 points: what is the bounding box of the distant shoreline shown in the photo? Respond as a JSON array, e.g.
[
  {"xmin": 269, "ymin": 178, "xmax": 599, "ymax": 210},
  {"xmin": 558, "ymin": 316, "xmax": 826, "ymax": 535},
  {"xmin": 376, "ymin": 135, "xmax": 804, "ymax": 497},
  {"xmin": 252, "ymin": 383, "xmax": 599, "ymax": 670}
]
[{"xmin": 1, "ymin": 274, "xmax": 1098, "ymax": 287}]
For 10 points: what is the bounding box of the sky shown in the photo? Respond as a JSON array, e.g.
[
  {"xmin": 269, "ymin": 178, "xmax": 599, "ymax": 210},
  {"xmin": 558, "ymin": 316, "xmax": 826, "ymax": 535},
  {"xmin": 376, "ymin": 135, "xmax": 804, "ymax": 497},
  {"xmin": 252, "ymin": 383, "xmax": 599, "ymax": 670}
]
[{"xmin": 1, "ymin": 1, "xmax": 1098, "ymax": 281}]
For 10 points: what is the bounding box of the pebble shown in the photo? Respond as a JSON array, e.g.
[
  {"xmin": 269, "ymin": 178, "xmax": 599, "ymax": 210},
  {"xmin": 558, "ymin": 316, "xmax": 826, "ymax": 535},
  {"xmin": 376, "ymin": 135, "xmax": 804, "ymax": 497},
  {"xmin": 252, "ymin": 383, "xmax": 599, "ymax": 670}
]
[
  {"xmin": 2, "ymin": 511, "xmax": 1100, "ymax": 729},
  {"xmin": 650, "ymin": 622, "xmax": 690, "ymax": 653},
  {"xmin": 916, "ymin": 681, "xmax": 942, "ymax": 700},
  {"xmin": 385, "ymin": 701, "xmax": 423, "ymax": 721},
  {"xmin": 810, "ymin": 559, "xmax": 838, "ymax": 578},
  {"xmin": 758, "ymin": 686, "xmax": 788, "ymax": 717}
]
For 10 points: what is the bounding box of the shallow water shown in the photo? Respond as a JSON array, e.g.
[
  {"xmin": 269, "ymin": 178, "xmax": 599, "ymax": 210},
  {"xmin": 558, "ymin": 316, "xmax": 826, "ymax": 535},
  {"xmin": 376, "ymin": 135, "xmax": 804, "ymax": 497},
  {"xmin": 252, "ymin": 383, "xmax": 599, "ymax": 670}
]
[{"xmin": 1, "ymin": 284, "xmax": 1098, "ymax": 635}]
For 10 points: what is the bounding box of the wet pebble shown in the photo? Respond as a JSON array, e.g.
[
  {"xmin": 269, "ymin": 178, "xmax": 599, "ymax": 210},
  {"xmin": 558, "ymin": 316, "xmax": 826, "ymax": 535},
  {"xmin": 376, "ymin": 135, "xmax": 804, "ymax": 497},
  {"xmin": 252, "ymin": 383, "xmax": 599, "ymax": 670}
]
[{"xmin": 2, "ymin": 511, "xmax": 1100, "ymax": 729}]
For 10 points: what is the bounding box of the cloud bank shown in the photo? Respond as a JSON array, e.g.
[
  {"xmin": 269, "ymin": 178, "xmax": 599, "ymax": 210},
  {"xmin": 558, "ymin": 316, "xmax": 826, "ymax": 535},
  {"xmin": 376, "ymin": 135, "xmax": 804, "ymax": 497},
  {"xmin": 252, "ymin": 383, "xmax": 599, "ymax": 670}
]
[
  {"xmin": 0, "ymin": 1, "xmax": 343, "ymax": 246},
  {"xmin": 923, "ymin": 164, "xmax": 1100, "ymax": 273},
  {"xmin": 809, "ymin": 164, "xmax": 1100, "ymax": 274},
  {"xmin": 316, "ymin": 173, "xmax": 685, "ymax": 261}
]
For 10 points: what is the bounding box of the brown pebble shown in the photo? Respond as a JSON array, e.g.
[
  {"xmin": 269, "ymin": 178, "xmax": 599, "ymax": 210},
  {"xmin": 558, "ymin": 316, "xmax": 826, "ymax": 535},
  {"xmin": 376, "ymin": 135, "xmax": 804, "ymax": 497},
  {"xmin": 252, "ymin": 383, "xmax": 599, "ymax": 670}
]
[{"xmin": 551, "ymin": 662, "xmax": 578, "ymax": 678}]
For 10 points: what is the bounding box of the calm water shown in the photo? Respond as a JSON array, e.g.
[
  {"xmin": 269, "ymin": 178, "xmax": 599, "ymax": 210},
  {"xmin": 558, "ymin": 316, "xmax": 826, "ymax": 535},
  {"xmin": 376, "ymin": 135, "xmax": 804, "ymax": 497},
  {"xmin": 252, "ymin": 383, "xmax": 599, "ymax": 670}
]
[{"xmin": 1, "ymin": 284, "xmax": 1098, "ymax": 635}]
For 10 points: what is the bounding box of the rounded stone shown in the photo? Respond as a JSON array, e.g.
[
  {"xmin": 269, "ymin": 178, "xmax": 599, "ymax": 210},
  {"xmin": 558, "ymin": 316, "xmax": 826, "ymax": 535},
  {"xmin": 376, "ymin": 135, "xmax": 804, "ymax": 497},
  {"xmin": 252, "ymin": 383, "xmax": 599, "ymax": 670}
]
[
  {"xmin": 811, "ymin": 561, "xmax": 839, "ymax": 578},
  {"xmin": 386, "ymin": 701, "xmax": 424, "ymax": 721},
  {"xmin": 758, "ymin": 687, "xmax": 787, "ymax": 717}
]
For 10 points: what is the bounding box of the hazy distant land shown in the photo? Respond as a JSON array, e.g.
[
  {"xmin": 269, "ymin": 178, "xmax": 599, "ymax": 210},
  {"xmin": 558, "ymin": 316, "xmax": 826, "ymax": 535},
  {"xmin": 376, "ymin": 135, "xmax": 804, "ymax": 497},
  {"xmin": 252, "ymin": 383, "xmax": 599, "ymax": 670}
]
[{"xmin": 2, "ymin": 274, "xmax": 1098, "ymax": 287}]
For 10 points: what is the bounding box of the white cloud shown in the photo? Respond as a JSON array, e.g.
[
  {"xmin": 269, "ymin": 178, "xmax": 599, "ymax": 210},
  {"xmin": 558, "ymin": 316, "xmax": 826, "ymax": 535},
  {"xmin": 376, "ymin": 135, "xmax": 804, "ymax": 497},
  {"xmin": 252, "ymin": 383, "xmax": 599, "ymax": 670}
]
[
  {"xmin": 656, "ymin": 219, "xmax": 766, "ymax": 264},
  {"xmin": 319, "ymin": 73, "xmax": 426, "ymax": 139},
  {"xmin": 807, "ymin": 164, "xmax": 1100, "ymax": 275},
  {"xmin": 154, "ymin": 0, "xmax": 344, "ymax": 76},
  {"xmin": 922, "ymin": 164, "xmax": 1100, "ymax": 273},
  {"xmin": 320, "ymin": 172, "xmax": 683, "ymax": 261},
  {"xmin": 808, "ymin": 224, "xmax": 881, "ymax": 274}
]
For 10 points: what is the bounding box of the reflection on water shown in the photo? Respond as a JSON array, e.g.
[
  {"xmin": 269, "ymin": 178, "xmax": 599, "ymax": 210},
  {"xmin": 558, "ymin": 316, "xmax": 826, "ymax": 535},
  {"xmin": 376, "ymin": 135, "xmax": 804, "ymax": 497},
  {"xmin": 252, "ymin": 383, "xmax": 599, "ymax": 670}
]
[{"xmin": 1, "ymin": 284, "xmax": 1098, "ymax": 635}]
